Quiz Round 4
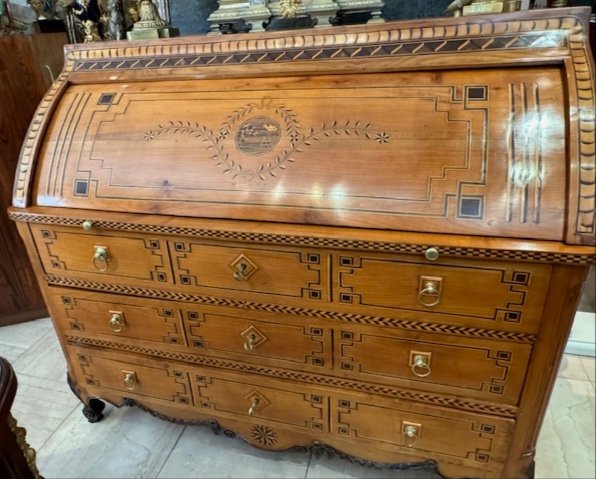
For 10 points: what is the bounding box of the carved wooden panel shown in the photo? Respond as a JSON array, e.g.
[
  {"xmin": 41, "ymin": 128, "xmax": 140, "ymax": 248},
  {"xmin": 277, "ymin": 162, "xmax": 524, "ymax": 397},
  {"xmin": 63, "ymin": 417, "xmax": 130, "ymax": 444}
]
[
  {"xmin": 170, "ymin": 241, "xmax": 325, "ymax": 301},
  {"xmin": 75, "ymin": 351, "xmax": 191, "ymax": 405},
  {"xmin": 335, "ymin": 254, "xmax": 551, "ymax": 330},
  {"xmin": 332, "ymin": 394, "xmax": 514, "ymax": 473},
  {"xmin": 32, "ymin": 67, "xmax": 567, "ymax": 240},
  {"xmin": 193, "ymin": 372, "xmax": 326, "ymax": 432},
  {"xmin": 46, "ymin": 288, "xmax": 184, "ymax": 346},
  {"xmin": 30, "ymin": 224, "xmax": 171, "ymax": 286},
  {"xmin": 336, "ymin": 328, "xmax": 531, "ymax": 406},
  {"xmin": 182, "ymin": 308, "xmax": 329, "ymax": 369}
]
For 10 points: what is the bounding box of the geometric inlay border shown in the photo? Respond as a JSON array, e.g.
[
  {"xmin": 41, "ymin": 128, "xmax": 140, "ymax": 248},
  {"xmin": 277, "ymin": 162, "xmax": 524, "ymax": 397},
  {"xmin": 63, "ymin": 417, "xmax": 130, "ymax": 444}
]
[
  {"xmin": 49, "ymin": 275, "xmax": 537, "ymax": 344},
  {"xmin": 11, "ymin": 212, "xmax": 593, "ymax": 265},
  {"xmin": 65, "ymin": 335, "xmax": 518, "ymax": 418}
]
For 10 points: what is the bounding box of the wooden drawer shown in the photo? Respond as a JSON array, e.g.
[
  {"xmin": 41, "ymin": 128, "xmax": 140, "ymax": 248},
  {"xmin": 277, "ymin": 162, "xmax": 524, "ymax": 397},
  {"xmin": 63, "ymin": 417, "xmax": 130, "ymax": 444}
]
[
  {"xmin": 46, "ymin": 287, "xmax": 331, "ymax": 373},
  {"xmin": 192, "ymin": 372, "xmax": 326, "ymax": 433},
  {"xmin": 332, "ymin": 392, "xmax": 514, "ymax": 474},
  {"xmin": 31, "ymin": 224, "xmax": 171, "ymax": 287},
  {"xmin": 335, "ymin": 326, "xmax": 531, "ymax": 406},
  {"xmin": 335, "ymin": 253, "xmax": 551, "ymax": 333},
  {"xmin": 46, "ymin": 288, "xmax": 185, "ymax": 347},
  {"xmin": 180, "ymin": 306, "xmax": 330, "ymax": 369},
  {"xmin": 170, "ymin": 240, "xmax": 326, "ymax": 303},
  {"xmin": 74, "ymin": 350, "xmax": 191, "ymax": 405}
]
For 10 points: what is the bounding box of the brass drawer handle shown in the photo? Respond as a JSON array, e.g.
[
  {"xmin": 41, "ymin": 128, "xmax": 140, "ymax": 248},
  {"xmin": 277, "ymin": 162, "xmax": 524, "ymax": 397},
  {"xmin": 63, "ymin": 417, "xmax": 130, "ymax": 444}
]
[
  {"xmin": 248, "ymin": 397, "xmax": 259, "ymax": 416},
  {"xmin": 417, "ymin": 277, "xmax": 442, "ymax": 307},
  {"xmin": 402, "ymin": 422, "xmax": 421, "ymax": 447},
  {"xmin": 122, "ymin": 370, "xmax": 137, "ymax": 390},
  {"xmin": 233, "ymin": 262, "xmax": 248, "ymax": 281},
  {"xmin": 82, "ymin": 220, "xmax": 94, "ymax": 231},
  {"xmin": 244, "ymin": 333, "xmax": 257, "ymax": 351},
  {"xmin": 410, "ymin": 352, "xmax": 432, "ymax": 378},
  {"xmin": 93, "ymin": 246, "xmax": 109, "ymax": 272},
  {"xmin": 108, "ymin": 311, "xmax": 125, "ymax": 333}
]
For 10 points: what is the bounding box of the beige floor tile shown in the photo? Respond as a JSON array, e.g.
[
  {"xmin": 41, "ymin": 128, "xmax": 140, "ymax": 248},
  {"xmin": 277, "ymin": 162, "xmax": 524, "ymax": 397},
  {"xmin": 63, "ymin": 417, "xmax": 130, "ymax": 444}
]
[
  {"xmin": 37, "ymin": 404, "xmax": 184, "ymax": 479},
  {"xmin": 0, "ymin": 342, "xmax": 26, "ymax": 363},
  {"xmin": 13, "ymin": 328, "xmax": 67, "ymax": 381},
  {"xmin": 580, "ymin": 357, "xmax": 595, "ymax": 384},
  {"xmin": 557, "ymin": 354, "xmax": 589, "ymax": 381},
  {"xmin": 535, "ymin": 378, "xmax": 595, "ymax": 479},
  {"xmin": 10, "ymin": 373, "xmax": 79, "ymax": 451},
  {"xmin": 157, "ymin": 424, "xmax": 309, "ymax": 478},
  {"xmin": 0, "ymin": 317, "xmax": 53, "ymax": 349}
]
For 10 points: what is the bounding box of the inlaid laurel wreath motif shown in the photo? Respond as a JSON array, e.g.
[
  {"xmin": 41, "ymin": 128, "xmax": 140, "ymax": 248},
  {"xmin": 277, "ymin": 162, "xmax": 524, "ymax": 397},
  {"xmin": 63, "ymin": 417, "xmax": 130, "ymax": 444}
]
[{"xmin": 144, "ymin": 98, "xmax": 389, "ymax": 182}]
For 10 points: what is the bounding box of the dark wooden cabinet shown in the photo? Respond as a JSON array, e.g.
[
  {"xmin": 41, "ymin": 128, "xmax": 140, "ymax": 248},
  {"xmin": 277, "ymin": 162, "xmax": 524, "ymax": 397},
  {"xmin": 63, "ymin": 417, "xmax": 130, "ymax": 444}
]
[
  {"xmin": 0, "ymin": 357, "xmax": 40, "ymax": 479},
  {"xmin": 0, "ymin": 33, "xmax": 66, "ymax": 326}
]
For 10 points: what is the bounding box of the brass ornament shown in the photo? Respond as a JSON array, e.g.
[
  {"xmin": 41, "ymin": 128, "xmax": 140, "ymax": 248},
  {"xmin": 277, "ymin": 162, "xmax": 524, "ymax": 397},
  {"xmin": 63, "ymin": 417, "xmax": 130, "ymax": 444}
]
[{"xmin": 279, "ymin": 0, "xmax": 302, "ymax": 18}]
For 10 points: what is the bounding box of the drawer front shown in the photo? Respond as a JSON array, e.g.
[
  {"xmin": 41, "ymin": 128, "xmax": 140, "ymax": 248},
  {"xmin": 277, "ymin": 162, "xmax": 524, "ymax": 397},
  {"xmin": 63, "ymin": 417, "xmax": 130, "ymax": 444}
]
[
  {"xmin": 47, "ymin": 289, "xmax": 185, "ymax": 346},
  {"xmin": 170, "ymin": 240, "xmax": 326, "ymax": 302},
  {"xmin": 31, "ymin": 224, "xmax": 171, "ymax": 286},
  {"xmin": 192, "ymin": 373, "xmax": 326, "ymax": 432},
  {"xmin": 335, "ymin": 254, "xmax": 550, "ymax": 332},
  {"xmin": 336, "ymin": 327, "xmax": 531, "ymax": 405},
  {"xmin": 332, "ymin": 393, "xmax": 514, "ymax": 473},
  {"xmin": 74, "ymin": 350, "xmax": 191, "ymax": 405},
  {"xmin": 181, "ymin": 307, "xmax": 329, "ymax": 369}
]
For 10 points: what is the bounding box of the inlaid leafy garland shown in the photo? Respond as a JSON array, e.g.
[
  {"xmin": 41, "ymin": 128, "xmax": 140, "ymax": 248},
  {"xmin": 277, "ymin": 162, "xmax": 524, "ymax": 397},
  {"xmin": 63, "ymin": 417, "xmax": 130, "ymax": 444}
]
[{"xmin": 144, "ymin": 103, "xmax": 389, "ymax": 182}]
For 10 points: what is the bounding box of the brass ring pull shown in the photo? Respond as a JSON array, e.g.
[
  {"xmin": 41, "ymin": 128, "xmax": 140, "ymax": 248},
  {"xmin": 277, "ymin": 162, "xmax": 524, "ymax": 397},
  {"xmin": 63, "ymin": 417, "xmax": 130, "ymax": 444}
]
[
  {"xmin": 244, "ymin": 333, "xmax": 256, "ymax": 351},
  {"xmin": 108, "ymin": 312, "xmax": 124, "ymax": 333},
  {"xmin": 248, "ymin": 398, "xmax": 259, "ymax": 416},
  {"xmin": 417, "ymin": 281, "xmax": 441, "ymax": 307},
  {"xmin": 123, "ymin": 371, "xmax": 137, "ymax": 390},
  {"xmin": 411, "ymin": 354, "xmax": 431, "ymax": 378},
  {"xmin": 234, "ymin": 262, "xmax": 247, "ymax": 281},
  {"xmin": 93, "ymin": 246, "xmax": 109, "ymax": 272}
]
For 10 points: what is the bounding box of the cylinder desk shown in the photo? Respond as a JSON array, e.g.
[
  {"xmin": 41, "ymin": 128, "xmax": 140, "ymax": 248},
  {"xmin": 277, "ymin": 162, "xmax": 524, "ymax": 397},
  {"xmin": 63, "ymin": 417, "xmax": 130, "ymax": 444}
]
[{"xmin": 9, "ymin": 7, "xmax": 595, "ymax": 478}]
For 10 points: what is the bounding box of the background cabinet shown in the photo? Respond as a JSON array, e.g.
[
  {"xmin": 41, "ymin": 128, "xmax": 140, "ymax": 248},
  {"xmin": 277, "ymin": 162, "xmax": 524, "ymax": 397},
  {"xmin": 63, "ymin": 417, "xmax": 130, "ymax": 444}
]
[{"xmin": 0, "ymin": 33, "xmax": 66, "ymax": 326}]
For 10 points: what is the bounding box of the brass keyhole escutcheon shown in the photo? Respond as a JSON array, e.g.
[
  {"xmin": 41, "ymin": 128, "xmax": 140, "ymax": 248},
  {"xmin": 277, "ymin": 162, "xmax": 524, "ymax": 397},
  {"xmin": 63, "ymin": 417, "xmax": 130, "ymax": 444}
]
[
  {"xmin": 93, "ymin": 245, "xmax": 110, "ymax": 272},
  {"xmin": 108, "ymin": 311, "xmax": 125, "ymax": 333}
]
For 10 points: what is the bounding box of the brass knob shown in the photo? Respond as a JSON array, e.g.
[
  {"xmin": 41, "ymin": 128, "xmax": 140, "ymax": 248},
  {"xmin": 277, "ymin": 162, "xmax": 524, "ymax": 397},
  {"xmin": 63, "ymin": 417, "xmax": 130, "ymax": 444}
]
[
  {"xmin": 417, "ymin": 280, "xmax": 441, "ymax": 307},
  {"xmin": 248, "ymin": 397, "xmax": 259, "ymax": 416},
  {"xmin": 233, "ymin": 262, "xmax": 248, "ymax": 281},
  {"xmin": 82, "ymin": 220, "xmax": 94, "ymax": 231},
  {"xmin": 93, "ymin": 246, "xmax": 109, "ymax": 272},
  {"xmin": 424, "ymin": 247, "xmax": 439, "ymax": 261},
  {"xmin": 123, "ymin": 371, "xmax": 137, "ymax": 390},
  {"xmin": 244, "ymin": 333, "xmax": 256, "ymax": 351},
  {"xmin": 108, "ymin": 312, "xmax": 125, "ymax": 333},
  {"xmin": 411, "ymin": 354, "xmax": 431, "ymax": 378}
]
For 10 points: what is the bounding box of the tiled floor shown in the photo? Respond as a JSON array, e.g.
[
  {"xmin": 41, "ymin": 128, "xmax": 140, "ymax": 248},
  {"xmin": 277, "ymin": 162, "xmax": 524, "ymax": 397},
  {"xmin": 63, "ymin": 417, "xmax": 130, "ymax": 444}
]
[{"xmin": 1, "ymin": 317, "xmax": 594, "ymax": 479}]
